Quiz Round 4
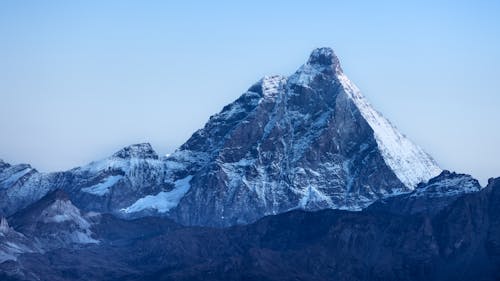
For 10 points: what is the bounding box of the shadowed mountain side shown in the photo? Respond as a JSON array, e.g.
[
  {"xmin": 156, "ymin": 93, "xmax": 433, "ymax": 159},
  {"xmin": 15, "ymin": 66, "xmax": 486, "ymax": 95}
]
[{"xmin": 0, "ymin": 178, "xmax": 498, "ymax": 281}]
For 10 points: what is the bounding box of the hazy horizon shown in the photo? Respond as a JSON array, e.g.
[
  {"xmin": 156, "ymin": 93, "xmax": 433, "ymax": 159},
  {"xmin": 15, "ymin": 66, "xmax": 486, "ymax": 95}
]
[{"xmin": 1, "ymin": 1, "xmax": 499, "ymax": 185}]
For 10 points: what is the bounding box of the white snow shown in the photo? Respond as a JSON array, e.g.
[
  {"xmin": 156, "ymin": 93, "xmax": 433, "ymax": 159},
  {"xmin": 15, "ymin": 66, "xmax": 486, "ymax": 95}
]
[
  {"xmin": 411, "ymin": 175, "xmax": 480, "ymax": 198},
  {"xmin": 164, "ymin": 160, "xmax": 186, "ymax": 170},
  {"xmin": 80, "ymin": 158, "xmax": 129, "ymax": 173},
  {"xmin": 0, "ymin": 167, "xmax": 32, "ymax": 187},
  {"xmin": 337, "ymin": 72, "xmax": 442, "ymax": 188},
  {"xmin": 298, "ymin": 185, "xmax": 332, "ymax": 208},
  {"xmin": 81, "ymin": 175, "xmax": 123, "ymax": 196},
  {"xmin": 288, "ymin": 51, "xmax": 441, "ymax": 189},
  {"xmin": 70, "ymin": 231, "xmax": 99, "ymax": 244},
  {"xmin": 121, "ymin": 175, "xmax": 193, "ymax": 214},
  {"xmin": 261, "ymin": 75, "xmax": 287, "ymax": 97}
]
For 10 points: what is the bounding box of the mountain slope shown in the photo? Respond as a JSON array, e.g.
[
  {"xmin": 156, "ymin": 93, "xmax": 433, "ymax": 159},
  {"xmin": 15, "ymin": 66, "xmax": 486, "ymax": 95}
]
[
  {"xmin": 163, "ymin": 47, "xmax": 441, "ymax": 226},
  {"xmin": 0, "ymin": 217, "xmax": 38, "ymax": 264},
  {"xmin": 1, "ymin": 177, "xmax": 498, "ymax": 281},
  {"xmin": 10, "ymin": 190, "xmax": 99, "ymax": 249},
  {"xmin": 368, "ymin": 170, "xmax": 481, "ymax": 215},
  {"xmin": 1, "ymin": 48, "xmax": 441, "ymax": 227},
  {"xmin": 0, "ymin": 144, "xmax": 172, "ymax": 217}
]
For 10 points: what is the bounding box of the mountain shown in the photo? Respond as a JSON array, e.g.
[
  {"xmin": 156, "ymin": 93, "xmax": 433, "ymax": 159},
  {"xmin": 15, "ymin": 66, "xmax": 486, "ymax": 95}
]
[
  {"xmin": 2, "ymin": 47, "xmax": 441, "ymax": 227},
  {"xmin": 0, "ymin": 47, "xmax": 497, "ymax": 280},
  {"xmin": 368, "ymin": 170, "xmax": 481, "ymax": 215},
  {"xmin": 0, "ymin": 143, "xmax": 172, "ymax": 217},
  {"xmin": 165, "ymin": 47, "xmax": 441, "ymax": 226},
  {"xmin": 0, "ymin": 189, "xmax": 100, "ymax": 265},
  {"xmin": 0, "ymin": 216, "xmax": 38, "ymax": 264},
  {"xmin": 1, "ymin": 177, "xmax": 498, "ymax": 281},
  {"xmin": 9, "ymin": 189, "xmax": 99, "ymax": 249}
]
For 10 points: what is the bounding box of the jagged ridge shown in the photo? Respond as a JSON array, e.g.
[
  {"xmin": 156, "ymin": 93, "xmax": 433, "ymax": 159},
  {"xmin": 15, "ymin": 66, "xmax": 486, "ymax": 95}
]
[{"xmin": 1, "ymin": 48, "xmax": 444, "ymax": 227}]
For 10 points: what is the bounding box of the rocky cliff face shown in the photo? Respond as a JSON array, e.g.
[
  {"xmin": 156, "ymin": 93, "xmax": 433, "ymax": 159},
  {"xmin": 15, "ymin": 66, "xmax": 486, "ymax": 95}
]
[
  {"xmin": 0, "ymin": 47, "xmax": 497, "ymax": 280},
  {"xmin": 0, "ymin": 178, "xmax": 498, "ymax": 281},
  {"xmin": 167, "ymin": 47, "xmax": 441, "ymax": 226},
  {"xmin": 10, "ymin": 190, "xmax": 99, "ymax": 250},
  {"xmin": 368, "ymin": 170, "xmax": 481, "ymax": 215},
  {"xmin": 0, "ymin": 143, "xmax": 172, "ymax": 217},
  {"xmin": 0, "ymin": 216, "xmax": 38, "ymax": 264},
  {"xmin": 1, "ymin": 48, "xmax": 442, "ymax": 227}
]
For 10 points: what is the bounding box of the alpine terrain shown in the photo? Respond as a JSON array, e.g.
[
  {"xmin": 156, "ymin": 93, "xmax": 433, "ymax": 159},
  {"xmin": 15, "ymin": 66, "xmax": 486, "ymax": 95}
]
[
  {"xmin": 0, "ymin": 48, "xmax": 441, "ymax": 227},
  {"xmin": 0, "ymin": 48, "xmax": 497, "ymax": 281}
]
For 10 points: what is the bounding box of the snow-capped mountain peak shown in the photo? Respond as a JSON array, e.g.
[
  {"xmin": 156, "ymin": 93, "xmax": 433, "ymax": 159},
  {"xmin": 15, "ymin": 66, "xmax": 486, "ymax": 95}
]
[
  {"xmin": 335, "ymin": 68, "xmax": 441, "ymax": 188},
  {"xmin": 0, "ymin": 48, "xmax": 444, "ymax": 227},
  {"xmin": 161, "ymin": 47, "xmax": 443, "ymax": 226},
  {"xmin": 112, "ymin": 143, "xmax": 159, "ymax": 159},
  {"xmin": 307, "ymin": 47, "xmax": 342, "ymax": 72}
]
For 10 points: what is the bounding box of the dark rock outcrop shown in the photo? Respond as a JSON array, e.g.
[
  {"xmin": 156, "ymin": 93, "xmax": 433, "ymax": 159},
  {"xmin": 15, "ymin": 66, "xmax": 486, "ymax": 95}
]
[{"xmin": 0, "ymin": 177, "xmax": 499, "ymax": 281}]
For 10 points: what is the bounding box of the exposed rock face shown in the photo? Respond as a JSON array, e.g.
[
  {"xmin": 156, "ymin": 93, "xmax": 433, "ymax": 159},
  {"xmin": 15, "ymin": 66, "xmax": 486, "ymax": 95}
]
[
  {"xmin": 369, "ymin": 170, "xmax": 482, "ymax": 215},
  {"xmin": 0, "ymin": 162, "xmax": 57, "ymax": 217},
  {"xmin": 1, "ymin": 46, "xmax": 497, "ymax": 281},
  {"xmin": 10, "ymin": 190, "xmax": 99, "ymax": 249},
  {"xmin": 0, "ymin": 143, "xmax": 172, "ymax": 217},
  {"xmin": 0, "ymin": 218, "xmax": 9, "ymax": 233},
  {"xmin": 0, "ymin": 48, "xmax": 442, "ymax": 227},
  {"xmin": 0, "ymin": 178, "xmax": 499, "ymax": 281},
  {"xmin": 168, "ymin": 47, "xmax": 441, "ymax": 226},
  {"xmin": 0, "ymin": 190, "xmax": 100, "ymax": 265},
  {"xmin": 63, "ymin": 143, "xmax": 172, "ymax": 215}
]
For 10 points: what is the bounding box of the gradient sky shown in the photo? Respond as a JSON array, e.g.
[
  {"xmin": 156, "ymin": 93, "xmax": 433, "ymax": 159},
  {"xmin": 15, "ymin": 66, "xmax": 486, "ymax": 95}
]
[{"xmin": 0, "ymin": 0, "xmax": 499, "ymax": 184}]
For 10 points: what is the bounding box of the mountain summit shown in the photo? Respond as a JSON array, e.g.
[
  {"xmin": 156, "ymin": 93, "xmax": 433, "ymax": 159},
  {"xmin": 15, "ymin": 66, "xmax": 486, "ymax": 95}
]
[
  {"xmin": 307, "ymin": 47, "xmax": 343, "ymax": 71},
  {"xmin": 112, "ymin": 143, "xmax": 159, "ymax": 159},
  {"xmin": 163, "ymin": 47, "xmax": 442, "ymax": 226},
  {"xmin": 0, "ymin": 48, "xmax": 442, "ymax": 227}
]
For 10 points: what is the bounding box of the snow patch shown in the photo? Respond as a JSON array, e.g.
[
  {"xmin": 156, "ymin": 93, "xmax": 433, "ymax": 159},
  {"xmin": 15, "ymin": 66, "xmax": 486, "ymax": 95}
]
[
  {"xmin": 81, "ymin": 175, "xmax": 123, "ymax": 196},
  {"xmin": 121, "ymin": 176, "xmax": 193, "ymax": 214},
  {"xmin": 261, "ymin": 75, "xmax": 287, "ymax": 97},
  {"xmin": 337, "ymin": 72, "xmax": 442, "ymax": 188}
]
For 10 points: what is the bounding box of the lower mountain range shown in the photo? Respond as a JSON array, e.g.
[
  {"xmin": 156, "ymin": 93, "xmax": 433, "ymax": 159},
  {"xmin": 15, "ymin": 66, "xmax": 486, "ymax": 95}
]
[{"xmin": 0, "ymin": 48, "xmax": 498, "ymax": 281}]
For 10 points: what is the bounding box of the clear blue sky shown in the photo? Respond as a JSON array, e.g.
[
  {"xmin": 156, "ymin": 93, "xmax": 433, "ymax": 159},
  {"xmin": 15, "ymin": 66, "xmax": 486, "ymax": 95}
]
[{"xmin": 1, "ymin": 0, "xmax": 499, "ymax": 184}]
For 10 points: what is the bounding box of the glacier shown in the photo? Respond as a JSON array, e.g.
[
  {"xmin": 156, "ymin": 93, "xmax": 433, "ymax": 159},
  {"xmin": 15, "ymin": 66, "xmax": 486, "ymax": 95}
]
[{"xmin": 121, "ymin": 175, "xmax": 193, "ymax": 214}]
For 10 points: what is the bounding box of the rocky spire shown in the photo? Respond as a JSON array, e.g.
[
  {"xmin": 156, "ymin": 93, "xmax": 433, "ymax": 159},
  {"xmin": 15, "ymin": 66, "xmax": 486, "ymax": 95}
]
[
  {"xmin": 113, "ymin": 143, "xmax": 159, "ymax": 159},
  {"xmin": 306, "ymin": 47, "xmax": 343, "ymax": 73},
  {"xmin": 0, "ymin": 217, "xmax": 10, "ymax": 233}
]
